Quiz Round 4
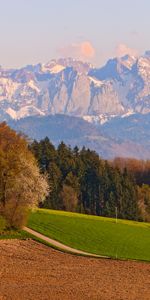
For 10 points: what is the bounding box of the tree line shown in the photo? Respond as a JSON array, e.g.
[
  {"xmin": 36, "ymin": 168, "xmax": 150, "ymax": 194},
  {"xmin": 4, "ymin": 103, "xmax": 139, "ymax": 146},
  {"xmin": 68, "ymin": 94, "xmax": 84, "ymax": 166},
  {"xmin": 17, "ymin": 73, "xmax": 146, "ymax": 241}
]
[{"xmin": 30, "ymin": 138, "xmax": 150, "ymax": 221}]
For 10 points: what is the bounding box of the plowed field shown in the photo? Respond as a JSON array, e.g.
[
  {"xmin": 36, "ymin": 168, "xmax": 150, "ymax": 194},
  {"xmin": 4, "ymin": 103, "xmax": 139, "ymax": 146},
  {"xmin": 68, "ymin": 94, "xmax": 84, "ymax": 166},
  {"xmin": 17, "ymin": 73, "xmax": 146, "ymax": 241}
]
[{"xmin": 0, "ymin": 240, "xmax": 150, "ymax": 300}]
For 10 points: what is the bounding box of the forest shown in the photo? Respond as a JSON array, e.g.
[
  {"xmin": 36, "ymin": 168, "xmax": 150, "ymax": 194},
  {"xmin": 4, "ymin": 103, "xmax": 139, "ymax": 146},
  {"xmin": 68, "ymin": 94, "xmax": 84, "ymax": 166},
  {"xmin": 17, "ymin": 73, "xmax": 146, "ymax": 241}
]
[{"xmin": 30, "ymin": 137, "xmax": 150, "ymax": 222}]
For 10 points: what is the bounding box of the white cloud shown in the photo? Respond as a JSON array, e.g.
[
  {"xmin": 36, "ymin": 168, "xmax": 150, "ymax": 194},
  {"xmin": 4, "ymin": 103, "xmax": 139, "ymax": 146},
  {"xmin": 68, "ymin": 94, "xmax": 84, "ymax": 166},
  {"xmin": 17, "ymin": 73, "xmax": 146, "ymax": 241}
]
[
  {"xmin": 116, "ymin": 43, "xmax": 138, "ymax": 57},
  {"xmin": 58, "ymin": 41, "xmax": 95, "ymax": 60}
]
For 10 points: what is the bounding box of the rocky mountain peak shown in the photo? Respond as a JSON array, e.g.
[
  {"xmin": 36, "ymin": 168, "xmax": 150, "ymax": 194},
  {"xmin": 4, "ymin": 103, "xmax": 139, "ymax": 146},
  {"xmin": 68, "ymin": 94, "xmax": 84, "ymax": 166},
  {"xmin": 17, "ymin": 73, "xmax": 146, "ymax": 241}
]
[
  {"xmin": 144, "ymin": 50, "xmax": 150, "ymax": 58},
  {"xmin": 0, "ymin": 53, "xmax": 150, "ymax": 122}
]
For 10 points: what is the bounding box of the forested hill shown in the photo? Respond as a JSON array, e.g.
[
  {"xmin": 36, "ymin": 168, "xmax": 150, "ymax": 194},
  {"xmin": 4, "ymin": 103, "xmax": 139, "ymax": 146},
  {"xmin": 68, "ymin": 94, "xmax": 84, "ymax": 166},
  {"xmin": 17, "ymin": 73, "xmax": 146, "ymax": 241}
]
[
  {"xmin": 30, "ymin": 138, "xmax": 150, "ymax": 221},
  {"xmin": 9, "ymin": 114, "xmax": 150, "ymax": 160}
]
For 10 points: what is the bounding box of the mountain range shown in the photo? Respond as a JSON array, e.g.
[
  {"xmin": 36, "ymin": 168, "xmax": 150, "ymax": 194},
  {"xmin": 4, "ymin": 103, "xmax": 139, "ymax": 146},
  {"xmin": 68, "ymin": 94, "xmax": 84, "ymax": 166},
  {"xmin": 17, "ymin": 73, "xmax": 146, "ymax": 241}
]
[{"xmin": 0, "ymin": 53, "xmax": 150, "ymax": 159}]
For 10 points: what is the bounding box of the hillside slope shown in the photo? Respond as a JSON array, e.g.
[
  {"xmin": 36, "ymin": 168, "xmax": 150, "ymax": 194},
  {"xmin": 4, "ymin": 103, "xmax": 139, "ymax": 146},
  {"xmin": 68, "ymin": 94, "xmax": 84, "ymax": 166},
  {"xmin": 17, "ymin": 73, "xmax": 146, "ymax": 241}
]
[
  {"xmin": 28, "ymin": 209, "xmax": 150, "ymax": 261},
  {"xmin": 9, "ymin": 114, "xmax": 150, "ymax": 159}
]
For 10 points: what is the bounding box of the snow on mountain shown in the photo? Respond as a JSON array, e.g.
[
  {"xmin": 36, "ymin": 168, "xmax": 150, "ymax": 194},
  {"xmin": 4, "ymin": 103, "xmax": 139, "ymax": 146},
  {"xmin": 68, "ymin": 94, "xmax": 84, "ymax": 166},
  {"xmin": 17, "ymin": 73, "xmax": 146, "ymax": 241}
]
[
  {"xmin": 27, "ymin": 80, "xmax": 40, "ymax": 93},
  {"xmin": 6, "ymin": 108, "xmax": 17, "ymax": 119},
  {"xmin": 49, "ymin": 65, "xmax": 65, "ymax": 74},
  {"xmin": 119, "ymin": 55, "xmax": 137, "ymax": 70},
  {"xmin": 121, "ymin": 110, "xmax": 135, "ymax": 118},
  {"xmin": 0, "ymin": 53, "xmax": 150, "ymax": 123},
  {"xmin": 6, "ymin": 106, "xmax": 45, "ymax": 120},
  {"xmin": 83, "ymin": 114, "xmax": 117, "ymax": 125},
  {"xmin": 41, "ymin": 62, "xmax": 65, "ymax": 74},
  {"xmin": 88, "ymin": 76, "xmax": 103, "ymax": 87}
]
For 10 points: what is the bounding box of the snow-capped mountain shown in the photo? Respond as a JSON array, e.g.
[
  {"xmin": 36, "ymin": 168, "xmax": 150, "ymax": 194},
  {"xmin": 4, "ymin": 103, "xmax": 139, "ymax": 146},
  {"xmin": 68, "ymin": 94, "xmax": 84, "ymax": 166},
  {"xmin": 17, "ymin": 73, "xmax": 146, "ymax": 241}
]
[{"xmin": 0, "ymin": 52, "xmax": 150, "ymax": 123}]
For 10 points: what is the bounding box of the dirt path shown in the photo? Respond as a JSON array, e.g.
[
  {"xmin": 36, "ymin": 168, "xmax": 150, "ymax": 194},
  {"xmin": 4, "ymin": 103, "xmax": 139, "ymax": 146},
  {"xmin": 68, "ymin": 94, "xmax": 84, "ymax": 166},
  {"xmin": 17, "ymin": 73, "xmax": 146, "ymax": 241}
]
[
  {"xmin": 0, "ymin": 239, "xmax": 150, "ymax": 300},
  {"xmin": 24, "ymin": 226, "xmax": 106, "ymax": 258}
]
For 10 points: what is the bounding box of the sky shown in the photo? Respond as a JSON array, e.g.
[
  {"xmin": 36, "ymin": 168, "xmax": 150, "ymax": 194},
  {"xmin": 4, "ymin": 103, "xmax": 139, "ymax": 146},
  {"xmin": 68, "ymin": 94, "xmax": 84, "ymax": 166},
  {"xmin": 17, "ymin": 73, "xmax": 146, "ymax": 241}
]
[{"xmin": 0, "ymin": 0, "xmax": 150, "ymax": 68}]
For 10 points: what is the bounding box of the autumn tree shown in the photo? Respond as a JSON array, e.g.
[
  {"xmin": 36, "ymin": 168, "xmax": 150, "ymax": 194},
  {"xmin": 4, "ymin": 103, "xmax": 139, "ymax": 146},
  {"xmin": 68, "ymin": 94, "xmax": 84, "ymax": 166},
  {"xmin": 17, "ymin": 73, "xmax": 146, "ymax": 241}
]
[
  {"xmin": 0, "ymin": 123, "xmax": 49, "ymax": 228},
  {"xmin": 60, "ymin": 185, "xmax": 78, "ymax": 212},
  {"xmin": 138, "ymin": 184, "xmax": 150, "ymax": 222}
]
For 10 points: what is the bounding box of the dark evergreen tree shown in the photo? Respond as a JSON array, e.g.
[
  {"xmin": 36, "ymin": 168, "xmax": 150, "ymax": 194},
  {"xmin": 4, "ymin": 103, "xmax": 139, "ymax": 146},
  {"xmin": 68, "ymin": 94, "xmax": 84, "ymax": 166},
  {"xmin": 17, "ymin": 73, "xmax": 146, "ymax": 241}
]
[{"xmin": 29, "ymin": 138, "xmax": 141, "ymax": 221}]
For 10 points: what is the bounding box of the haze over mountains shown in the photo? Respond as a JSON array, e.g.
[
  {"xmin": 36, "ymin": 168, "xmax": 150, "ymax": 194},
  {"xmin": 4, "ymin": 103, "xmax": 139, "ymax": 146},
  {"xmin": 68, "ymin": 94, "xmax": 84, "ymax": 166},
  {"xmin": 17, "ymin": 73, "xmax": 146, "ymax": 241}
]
[{"xmin": 1, "ymin": 52, "xmax": 150, "ymax": 159}]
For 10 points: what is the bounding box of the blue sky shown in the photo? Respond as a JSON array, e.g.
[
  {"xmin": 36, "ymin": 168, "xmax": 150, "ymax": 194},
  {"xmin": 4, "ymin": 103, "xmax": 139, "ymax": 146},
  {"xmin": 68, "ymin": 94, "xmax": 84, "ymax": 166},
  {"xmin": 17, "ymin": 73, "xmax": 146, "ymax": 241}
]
[{"xmin": 0, "ymin": 0, "xmax": 150, "ymax": 68}]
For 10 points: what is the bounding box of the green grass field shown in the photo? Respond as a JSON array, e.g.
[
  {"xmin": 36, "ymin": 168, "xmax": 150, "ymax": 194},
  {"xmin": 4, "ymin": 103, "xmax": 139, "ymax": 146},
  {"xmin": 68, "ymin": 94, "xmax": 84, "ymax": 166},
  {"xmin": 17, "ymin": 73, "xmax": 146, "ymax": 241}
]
[
  {"xmin": 28, "ymin": 209, "xmax": 150, "ymax": 261},
  {"xmin": 0, "ymin": 230, "xmax": 30, "ymax": 240}
]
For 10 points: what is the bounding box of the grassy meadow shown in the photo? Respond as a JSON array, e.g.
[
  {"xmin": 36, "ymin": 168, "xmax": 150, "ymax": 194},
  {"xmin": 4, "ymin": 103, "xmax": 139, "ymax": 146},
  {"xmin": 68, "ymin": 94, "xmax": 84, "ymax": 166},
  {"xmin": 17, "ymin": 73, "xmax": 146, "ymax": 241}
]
[
  {"xmin": 28, "ymin": 209, "xmax": 150, "ymax": 261},
  {"xmin": 0, "ymin": 230, "xmax": 30, "ymax": 240}
]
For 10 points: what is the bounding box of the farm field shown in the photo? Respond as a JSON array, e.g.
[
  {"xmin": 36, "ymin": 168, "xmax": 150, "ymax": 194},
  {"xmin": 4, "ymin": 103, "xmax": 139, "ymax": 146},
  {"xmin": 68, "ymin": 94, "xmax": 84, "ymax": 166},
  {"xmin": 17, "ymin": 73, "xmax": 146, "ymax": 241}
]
[
  {"xmin": 28, "ymin": 209, "xmax": 150, "ymax": 261},
  {"xmin": 0, "ymin": 239, "xmax": 150, "ymax": 300}
]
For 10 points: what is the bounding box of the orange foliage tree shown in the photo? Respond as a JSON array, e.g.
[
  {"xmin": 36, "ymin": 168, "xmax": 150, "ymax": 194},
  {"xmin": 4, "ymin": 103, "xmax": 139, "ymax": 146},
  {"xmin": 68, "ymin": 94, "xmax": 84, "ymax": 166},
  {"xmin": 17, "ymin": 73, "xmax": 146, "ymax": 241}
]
[{"xmin": 0, "ymin": 122, "xmax": 49, "ymax": 228}]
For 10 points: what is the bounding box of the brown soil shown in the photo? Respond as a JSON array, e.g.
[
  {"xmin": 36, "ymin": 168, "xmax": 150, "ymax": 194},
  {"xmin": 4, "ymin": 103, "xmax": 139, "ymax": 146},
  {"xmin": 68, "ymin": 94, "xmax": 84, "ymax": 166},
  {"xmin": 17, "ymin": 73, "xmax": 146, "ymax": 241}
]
[{"xmin": 0, "ymin": 240, "xmax": 150, "ymax": 300}]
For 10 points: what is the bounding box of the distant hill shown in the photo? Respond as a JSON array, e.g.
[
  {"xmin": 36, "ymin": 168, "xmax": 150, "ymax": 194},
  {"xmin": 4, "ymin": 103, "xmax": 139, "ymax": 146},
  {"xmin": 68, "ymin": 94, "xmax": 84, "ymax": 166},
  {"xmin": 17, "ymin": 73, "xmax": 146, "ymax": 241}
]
[
  {"xmin": 101, "ymin": 113, "xmax": 150, "ymax": 147},
  {"xmin": 9, "ymin": 114, "xmax": 150, "ymax": 159}
]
